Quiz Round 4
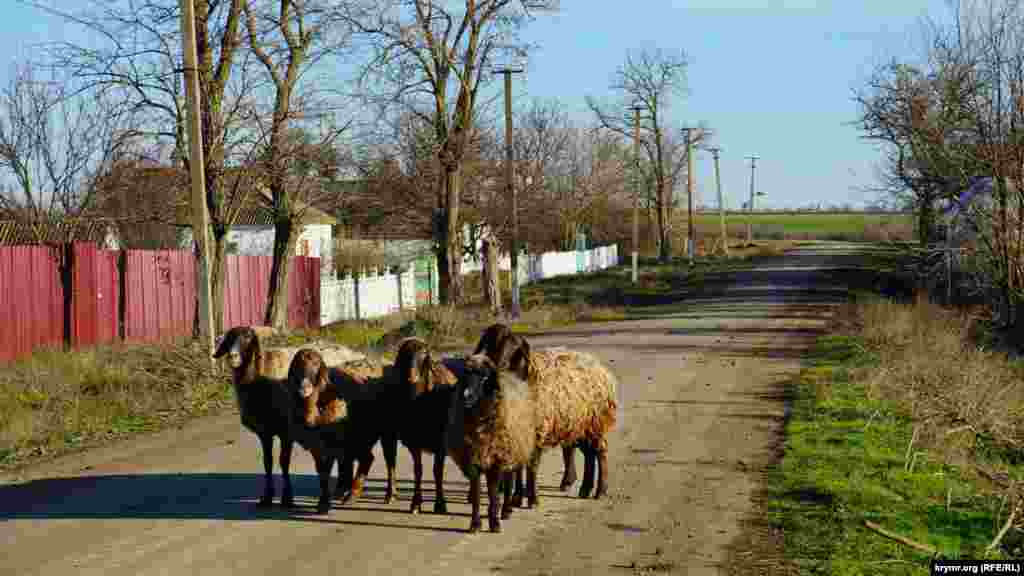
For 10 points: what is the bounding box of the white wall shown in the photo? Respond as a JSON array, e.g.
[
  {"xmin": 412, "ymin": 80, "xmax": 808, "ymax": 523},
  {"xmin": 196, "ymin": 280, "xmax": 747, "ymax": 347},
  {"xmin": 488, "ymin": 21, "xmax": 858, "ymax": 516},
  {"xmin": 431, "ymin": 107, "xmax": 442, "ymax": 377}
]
[
  {"xmin": 179, "ymin": 223, "xmax": 334, "ymax": 274},
  {"xmin": 318, "ymin": 244, "xmax": 620, "ymax": 324}
]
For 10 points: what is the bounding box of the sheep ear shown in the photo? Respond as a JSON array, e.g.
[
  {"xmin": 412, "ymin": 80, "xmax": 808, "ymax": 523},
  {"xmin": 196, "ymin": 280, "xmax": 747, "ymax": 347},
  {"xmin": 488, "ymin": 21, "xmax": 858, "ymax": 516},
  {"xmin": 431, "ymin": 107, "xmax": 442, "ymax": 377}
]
[
  {"xmin": 213, "ymin": 329, "xmax": 236, "ymax": 358},
  {"xmin": 420, "ymin": 352, "xmax": 435, "ymax": 392},
  {"xmin": 510, "ymin": 339, "xmax": 531, "ymax": 381}
]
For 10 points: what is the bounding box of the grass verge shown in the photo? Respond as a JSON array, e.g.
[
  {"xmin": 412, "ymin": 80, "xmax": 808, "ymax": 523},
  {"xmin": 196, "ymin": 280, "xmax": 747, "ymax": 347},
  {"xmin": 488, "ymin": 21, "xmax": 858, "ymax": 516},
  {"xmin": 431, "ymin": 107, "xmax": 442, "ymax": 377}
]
[
  {"xmin": 0, "ymin": 342, "xmax": 227, "ymax": 472},
  {"xmin": 743, "ymin": 294, "xmax": 1024, "ymax": 574}
]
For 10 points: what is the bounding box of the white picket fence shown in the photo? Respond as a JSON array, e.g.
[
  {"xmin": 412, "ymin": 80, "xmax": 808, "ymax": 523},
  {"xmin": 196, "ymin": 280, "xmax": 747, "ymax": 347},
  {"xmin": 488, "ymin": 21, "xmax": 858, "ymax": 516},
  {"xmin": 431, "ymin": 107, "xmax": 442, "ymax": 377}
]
[{"xmin": 319, "ymin": 244, "xmax": 620, "ymax": 325}]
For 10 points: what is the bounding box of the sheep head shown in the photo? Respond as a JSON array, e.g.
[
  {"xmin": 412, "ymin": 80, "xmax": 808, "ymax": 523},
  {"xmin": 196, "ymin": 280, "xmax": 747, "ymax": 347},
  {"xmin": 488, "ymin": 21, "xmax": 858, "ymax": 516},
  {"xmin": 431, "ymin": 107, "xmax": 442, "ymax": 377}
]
[
  {"xmin": 474, "ymin": 324, "xmax": 531, "ymax": 382},
  {"xmin": 461, "ymin": 354, "xmax": 501, "ymax": 410},
  {"xmin": 213, "ymin": 326, "xmax": 259, "ymax": 373},
  {"xmin": 288, "ymin": 348, "xmax": 331, "ymax": 428}
]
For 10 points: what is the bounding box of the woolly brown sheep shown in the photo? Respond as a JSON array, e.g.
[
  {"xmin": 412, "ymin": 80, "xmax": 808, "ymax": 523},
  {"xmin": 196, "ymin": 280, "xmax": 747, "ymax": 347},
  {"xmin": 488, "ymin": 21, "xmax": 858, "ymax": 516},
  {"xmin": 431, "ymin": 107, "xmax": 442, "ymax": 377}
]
[
  {"xmin": 390, "ymin": 337, "xmax": 462, "ymax": 515},
  {"xmin": 294, "ymin": 351, "xmax": 399, "ymax": 508},
  {"xmin": 476, "ymin": 324, "xmax": 618, "ymax": 505},
  {"xmin": 449, "ymin": 354, "xmax": 537, "ymax": 533},
  {"xmin": 473, "ymin": 323, "xmax": 579, "ymax": 496}
]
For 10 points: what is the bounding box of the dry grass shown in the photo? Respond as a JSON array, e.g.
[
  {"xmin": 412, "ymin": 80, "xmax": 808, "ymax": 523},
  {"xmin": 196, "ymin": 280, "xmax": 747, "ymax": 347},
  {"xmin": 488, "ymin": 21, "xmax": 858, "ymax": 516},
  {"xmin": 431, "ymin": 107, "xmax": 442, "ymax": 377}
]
[
  {"xmin": 0, "ymin": 341, "xmax": 228, "ymax": 471},
  {"xmin": 852, "ymin": 295, "xmax": 1024, "ymax": 472}
]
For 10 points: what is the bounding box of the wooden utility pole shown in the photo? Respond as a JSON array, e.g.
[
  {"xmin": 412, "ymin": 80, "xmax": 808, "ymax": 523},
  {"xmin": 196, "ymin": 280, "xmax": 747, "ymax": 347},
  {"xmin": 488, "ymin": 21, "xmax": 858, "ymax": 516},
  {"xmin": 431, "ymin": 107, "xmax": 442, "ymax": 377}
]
[
  {"xmin": 179, "ymin": 0, "xmax": 216, "ymax": 365},
  {"xmin": 630, "ymin": 104, "xmax": 643, "ymax": 284},
  {"xmin": 494, "ymin": 67, "xmax": 523, "ymax": 318},
  {"xmin": 681, "ymin": 127, "xmax": 697, "ymax": 264},
  {"xmin": 708, "ymin": 146, "xmax": 728, "ymax": 256},
  {"xmin": 746, "ymin": 154, "xmax": 759, "ymax": 245}
]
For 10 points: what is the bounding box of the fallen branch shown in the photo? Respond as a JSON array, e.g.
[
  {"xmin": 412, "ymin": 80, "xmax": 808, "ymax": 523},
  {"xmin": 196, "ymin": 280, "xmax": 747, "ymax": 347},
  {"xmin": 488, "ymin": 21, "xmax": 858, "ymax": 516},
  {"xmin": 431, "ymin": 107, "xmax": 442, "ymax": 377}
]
[
  {"xmin": 863, "ymin": 520, "xmax": 937, "ymax": 555},
  {"xmin": 987, "ymin": 500, "xmax": 1020, "ymax": 554}
]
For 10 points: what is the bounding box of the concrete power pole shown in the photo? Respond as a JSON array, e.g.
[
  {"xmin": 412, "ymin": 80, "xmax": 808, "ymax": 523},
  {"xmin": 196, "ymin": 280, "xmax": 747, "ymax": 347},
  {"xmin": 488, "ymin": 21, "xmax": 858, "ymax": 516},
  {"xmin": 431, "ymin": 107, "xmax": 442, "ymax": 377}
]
[
  {"xmin": 681, "ymin": 127, "xmax": 697, "ymax": 264},
  {"xmin": 745, "ymin": 154, "xmax": 759, "ymax": 245},
  {"xmin": 708, "ymin": 146, "xmax": 728, "ymax": 256},
  {"xmin": 495, "ymin": 67, "xmax": 523, "ymax": 318},
  {"xmin": 179, "ymin": 0, "xmax": 215, "ymax": 366},
  {"xmin": 630, "ymin": 105, "xmax": 643, "ymax": 284}
]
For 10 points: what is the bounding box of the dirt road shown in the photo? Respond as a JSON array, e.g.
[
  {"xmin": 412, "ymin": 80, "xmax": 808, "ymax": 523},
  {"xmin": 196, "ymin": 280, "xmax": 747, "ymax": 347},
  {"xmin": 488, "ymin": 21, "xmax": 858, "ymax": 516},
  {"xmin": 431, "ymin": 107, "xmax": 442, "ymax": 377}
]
[{"xmin": 0, "ymin": 243, "xmax": 868, "ymax": 575}]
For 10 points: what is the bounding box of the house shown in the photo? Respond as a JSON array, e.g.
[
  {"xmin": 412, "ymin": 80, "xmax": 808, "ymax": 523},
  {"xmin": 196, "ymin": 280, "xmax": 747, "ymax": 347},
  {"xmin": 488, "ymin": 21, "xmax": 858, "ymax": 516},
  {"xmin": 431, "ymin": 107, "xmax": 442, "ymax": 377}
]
[{"xmin": 94, "ymin": 164, "xmax": 339, "ymax": 274}]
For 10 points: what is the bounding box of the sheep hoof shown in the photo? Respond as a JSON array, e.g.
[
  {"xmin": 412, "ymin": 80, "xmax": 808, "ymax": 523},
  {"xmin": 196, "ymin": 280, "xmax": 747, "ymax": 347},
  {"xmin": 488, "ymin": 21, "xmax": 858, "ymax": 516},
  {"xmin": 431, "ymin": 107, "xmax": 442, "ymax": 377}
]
[
  {"xmin": 527, "ymin": 498, "xmax": 539, "ymax": 510},
  {"xmin": 468, "ymin": 519, "xmax": 482, "ymax": 533},
  {"xmin": 578, "ymin": 484, "xmax": 593, "ymax": 499},
  {"xmin": 383, "ymin": 493, "xmax": 394, "ymax": 505},
  {"xmin": 559, "ymin": 472, "xmax": 577, "ymax": 491},
  {"xmin": 509, "ymin": 493, "xmax": 523, "ymax": 508},
  {"xmin": 281, "ymin": 496, "xmax": 296, "ymax": 508},
  {"xmin": 500, "ymin": 506, "xmax": 512, "ymax": 520},
  {"xmin": 489, "ymin": 520, "xmax": 502, "ymax": 533},
  {"xmin": 256, "ymin": 496, "xmax": 274, "ymax": 508},
  {"xmin": 594, "ymin": 485, "xmax": 608, "ymax": 499},
  {"xmin": 316, "ymin": 499, "xmax": 331, "ymax": 515},
  {"xmin": 433, "ymin": 500, "xmax": 448, "ymax": 515}
]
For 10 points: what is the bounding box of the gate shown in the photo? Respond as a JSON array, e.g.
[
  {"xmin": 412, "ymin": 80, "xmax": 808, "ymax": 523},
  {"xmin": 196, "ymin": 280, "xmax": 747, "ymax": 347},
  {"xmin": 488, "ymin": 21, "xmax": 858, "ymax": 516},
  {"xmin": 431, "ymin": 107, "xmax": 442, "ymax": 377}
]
[{"xmin": 414, "ymin": 256, "xmax": 433, "ymax": 306}]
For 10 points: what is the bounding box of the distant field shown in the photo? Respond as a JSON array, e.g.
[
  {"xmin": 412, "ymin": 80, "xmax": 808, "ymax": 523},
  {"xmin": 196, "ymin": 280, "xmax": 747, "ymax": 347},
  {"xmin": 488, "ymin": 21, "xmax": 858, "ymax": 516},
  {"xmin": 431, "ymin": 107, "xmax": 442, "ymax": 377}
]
[{"xmin": 685, "ymin": 211, "xmax": 915, "ymax": 242}]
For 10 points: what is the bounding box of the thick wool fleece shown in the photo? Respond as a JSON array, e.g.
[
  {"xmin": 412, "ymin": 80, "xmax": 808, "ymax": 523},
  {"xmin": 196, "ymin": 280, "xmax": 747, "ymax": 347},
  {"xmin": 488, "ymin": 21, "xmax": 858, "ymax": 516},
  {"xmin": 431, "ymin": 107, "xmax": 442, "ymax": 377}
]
[
  {"xmin": 526, "ymin": 348, "xmax": 618, "ymax": 451},
  {"xmin": 447, "ymin": 357, "xmax": 536, "ymax": 475}
]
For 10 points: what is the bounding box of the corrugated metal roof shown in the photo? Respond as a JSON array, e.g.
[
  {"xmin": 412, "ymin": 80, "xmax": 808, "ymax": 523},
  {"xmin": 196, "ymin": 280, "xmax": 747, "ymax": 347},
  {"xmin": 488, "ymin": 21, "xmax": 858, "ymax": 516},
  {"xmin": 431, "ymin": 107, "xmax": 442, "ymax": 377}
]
[{"xmin": 0, "ymin": 218, "xmax": 117, "ymax": 246}]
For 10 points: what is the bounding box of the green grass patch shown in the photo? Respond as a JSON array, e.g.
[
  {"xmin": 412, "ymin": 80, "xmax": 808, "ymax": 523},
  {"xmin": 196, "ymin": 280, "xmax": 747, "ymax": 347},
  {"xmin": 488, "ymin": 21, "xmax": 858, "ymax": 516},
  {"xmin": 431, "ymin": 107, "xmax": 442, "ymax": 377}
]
[{"xmin": 769, "ymin": 334, "xmax": 1019, "ymax": 574}]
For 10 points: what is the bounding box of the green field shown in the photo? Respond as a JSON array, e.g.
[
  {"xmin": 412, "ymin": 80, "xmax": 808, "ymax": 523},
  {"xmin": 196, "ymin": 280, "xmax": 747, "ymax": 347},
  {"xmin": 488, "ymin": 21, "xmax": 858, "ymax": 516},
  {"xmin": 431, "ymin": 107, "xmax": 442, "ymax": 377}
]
[{"xmin": 685, "ymin": 211, "xmax": 916, "ymax": 242}]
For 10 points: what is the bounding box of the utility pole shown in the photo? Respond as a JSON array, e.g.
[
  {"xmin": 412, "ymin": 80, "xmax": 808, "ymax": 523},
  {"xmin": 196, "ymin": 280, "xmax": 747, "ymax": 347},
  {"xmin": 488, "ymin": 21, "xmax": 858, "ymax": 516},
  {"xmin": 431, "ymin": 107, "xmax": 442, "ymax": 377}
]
[
  {"xmin": 629, "ymin": 104, "xmax": 643, "ymax": 284},
  {"xmin": 745, "ymin": 154, "xmax": 759, "ymax": 245},
  {"xmin": 494, "ymin": 67, "xmax": 523, "ymax": 318},
  {"xmin": 681, "ymin": 127, "xmax": 697, "ymax": 264},
  {"xmin": 708, "ymin": 146, "xmax": 728, "ymax": 257},
  {"xmin": 179, "ymin": 0, "xmax": 215, "ymax": 366}
]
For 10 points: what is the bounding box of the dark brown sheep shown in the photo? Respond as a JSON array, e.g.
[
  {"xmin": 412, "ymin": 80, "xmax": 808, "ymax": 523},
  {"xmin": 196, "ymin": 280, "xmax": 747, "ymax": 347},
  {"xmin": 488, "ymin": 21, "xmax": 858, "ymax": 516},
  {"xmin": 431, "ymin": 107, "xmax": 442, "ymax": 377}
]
[
  {"xmin": 212, "ymin": 326, "xmax": 301, "ymax": 508},
  {"xmin": 391, "ymin": 337, "xmax": 463, "ymax": 515}
]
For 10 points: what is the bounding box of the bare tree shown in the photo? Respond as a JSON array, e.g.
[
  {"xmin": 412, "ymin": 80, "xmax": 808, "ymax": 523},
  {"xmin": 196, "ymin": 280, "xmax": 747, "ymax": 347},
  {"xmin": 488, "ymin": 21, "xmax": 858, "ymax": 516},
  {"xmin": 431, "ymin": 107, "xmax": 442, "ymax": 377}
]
[
  {"xmin": 346, "ymin": 0, "xmax": 557, "ymax": 305},
  {"xmin": 29, "ymin": 0, "xmax": 258, "ymax": 332},
  {"xmin": 586, "ymin": 47, "xmax": 702, "ymax": 263},
  {"xmin": 0, "ymin": 62, "xmax": 138, "ymax": 235},
  {"xmin": 241, "ymin": 0, "xmax": 352, "ymax": 329}
]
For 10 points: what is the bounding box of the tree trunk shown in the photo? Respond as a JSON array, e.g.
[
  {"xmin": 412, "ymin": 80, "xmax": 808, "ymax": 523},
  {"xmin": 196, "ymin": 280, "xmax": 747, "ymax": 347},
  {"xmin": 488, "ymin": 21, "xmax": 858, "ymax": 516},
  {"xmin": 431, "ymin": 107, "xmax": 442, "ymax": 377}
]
[
  {"xmin": 265, "ymin": 219, "xmax": 297, "ymax": 329},
  {"xmin": 657, "ymin": 182, "xmax": 672, "ymax": 263},
  {"xmin": 483, "ymin": 236, "xmax": 501, "ymax": 314},
  {"xmin": 439, "ymin": 164, "xmax": 463, "ymax": 306},
  {"xmin": 918, "ymin": 190, "xmax": 935, "ymax": 248}
]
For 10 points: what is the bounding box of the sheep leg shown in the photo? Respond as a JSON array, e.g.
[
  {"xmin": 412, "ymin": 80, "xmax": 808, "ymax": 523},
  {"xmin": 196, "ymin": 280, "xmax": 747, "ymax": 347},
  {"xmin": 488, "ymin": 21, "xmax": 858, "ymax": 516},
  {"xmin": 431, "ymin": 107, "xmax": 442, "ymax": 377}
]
[
  {"xmin": 594, "ymin": 436, "xmax": 609, "ymax": 499},
  {"xmin": 500, "ymin": 470, "xmax": 514, "ymax": 520},
  {"xmin": 468, "ymin": 468, "xmax": 482, "ymax": 533},
  {"xmin": 315, "ymin": 454, "xmax": 333, "ymax": 514},
  {"xmin": 343, "ymin": 453, "xmax": 373, "ymax": 505},
  {"xmin": 382, "ymin": 433, "xmax": 398, "ymax": 505},
  {"xmin": 257, "ymin": 433, "xmax": 275, "ymax": 507},
  {"xmin": 432, "ymin": 452, "xmax": 448, "ymax": 514},
  {"xmin": 279, "ymin": 437, "xmax": 295, "ymax": 508},
  {"xmin": 409, "ymin": 448, "xmax": 424, "ymax": 514},
  {"xmin": 334, "ymin": 453, "xmax": 354, "ymax": 501},
  {"xmin": 578, "ymin": 441, "xmax": 596, "ymax": 499},
  {"xmin": 526, "ymin": 450, "xmax": 542, "ymax": 509},
  {"xmin": 510, "ymin": 467, "xmax": 525, "ymax": 508},
  {"xmin": 559, "ymin": 444, "xmax": 578, "ymax": 491},
  {"xmin": 486, "ymin": 468, "xmax": 501, "ymax": 533}
]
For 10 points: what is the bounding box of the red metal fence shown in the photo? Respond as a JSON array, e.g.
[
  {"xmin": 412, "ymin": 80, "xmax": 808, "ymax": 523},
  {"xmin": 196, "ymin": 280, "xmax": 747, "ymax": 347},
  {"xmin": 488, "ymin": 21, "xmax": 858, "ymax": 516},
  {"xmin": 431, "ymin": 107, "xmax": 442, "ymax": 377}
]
[{"xmin": 0, "ymin": 242, "xmax": 321, "ymax": 363}]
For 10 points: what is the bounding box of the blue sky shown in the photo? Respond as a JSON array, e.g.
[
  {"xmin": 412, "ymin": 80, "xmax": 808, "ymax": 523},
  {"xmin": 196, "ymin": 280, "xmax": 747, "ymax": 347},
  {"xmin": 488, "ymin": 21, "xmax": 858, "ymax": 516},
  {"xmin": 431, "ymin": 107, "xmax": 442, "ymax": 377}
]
[{"xmin": 2, "ymin": 1, "xmax": 952, "ymax": 209}]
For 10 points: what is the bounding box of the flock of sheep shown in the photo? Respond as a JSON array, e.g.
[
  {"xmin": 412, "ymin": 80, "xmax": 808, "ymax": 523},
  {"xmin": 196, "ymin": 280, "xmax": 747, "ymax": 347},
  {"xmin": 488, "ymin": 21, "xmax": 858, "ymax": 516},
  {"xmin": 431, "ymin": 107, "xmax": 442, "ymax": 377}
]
[{"xmin": 211, "ymin": 322, "xmax": 619, "ymax": 533}]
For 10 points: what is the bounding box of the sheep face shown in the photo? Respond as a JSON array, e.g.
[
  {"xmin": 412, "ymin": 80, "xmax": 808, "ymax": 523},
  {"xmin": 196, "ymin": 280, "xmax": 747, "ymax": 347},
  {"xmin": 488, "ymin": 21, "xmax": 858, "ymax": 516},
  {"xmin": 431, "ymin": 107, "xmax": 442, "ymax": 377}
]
[
  {"xmin": 213, "ymin": 326, "xmax": 258, "ymax": 370},
  {"xmin": 396, "ymin": 337, "xmax": 435, "ymax": 400},
  {"xmin": 474, "ymin": 324, "xmax": 531, "ymax": 382},
  {"xmin": 288, "ymin": 348, "xmax": 330, "ymax": 428},
  {"xmin": 461, "ymin": 355, "xmax": 500, "ymax": 410}
]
